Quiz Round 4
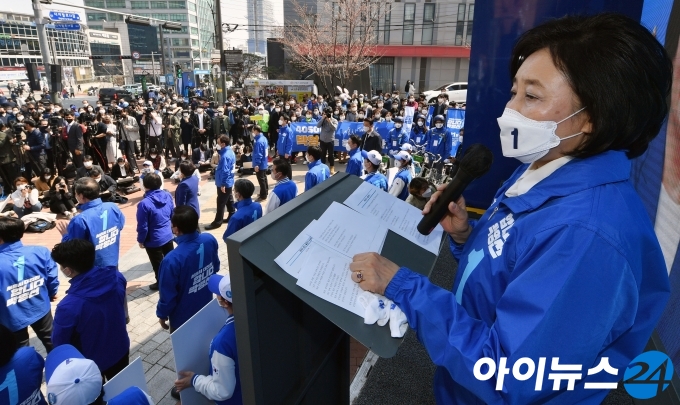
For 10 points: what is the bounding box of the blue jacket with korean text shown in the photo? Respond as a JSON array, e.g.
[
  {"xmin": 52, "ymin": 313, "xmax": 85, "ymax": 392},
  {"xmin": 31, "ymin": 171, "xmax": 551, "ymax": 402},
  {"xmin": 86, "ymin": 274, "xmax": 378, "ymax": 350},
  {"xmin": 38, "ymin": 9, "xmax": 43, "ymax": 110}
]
[{"xmin": 385, "ymin": 150, "xmax": 670, "ymax": 404}]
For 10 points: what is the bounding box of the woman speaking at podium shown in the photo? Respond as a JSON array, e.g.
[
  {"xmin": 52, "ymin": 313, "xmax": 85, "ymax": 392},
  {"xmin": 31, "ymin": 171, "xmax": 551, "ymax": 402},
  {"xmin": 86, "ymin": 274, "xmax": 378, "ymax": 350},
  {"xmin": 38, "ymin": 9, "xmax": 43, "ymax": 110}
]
[{"xmin": 350, "ymin": 14, "xmax": 672, "ymax": 404}]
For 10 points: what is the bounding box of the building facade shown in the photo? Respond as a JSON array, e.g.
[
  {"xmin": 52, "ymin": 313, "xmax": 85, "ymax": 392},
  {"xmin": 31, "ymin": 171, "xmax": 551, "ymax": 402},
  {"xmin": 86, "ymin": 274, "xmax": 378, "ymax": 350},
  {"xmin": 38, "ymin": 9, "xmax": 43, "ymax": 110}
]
[
  {"xmin": 88, "ymin": 29, "xmax": 124, "ymax": 81},
  {"xmin": 246, "ymin": 0, "xmax": 276, "ymax": 55},
  {"xmin": 85, "ymin": 0, "xmax": 215, "ymax": 84},
  {"xmin": 282, "ymin": 0, "xmax": 473, "ymax": 95}
]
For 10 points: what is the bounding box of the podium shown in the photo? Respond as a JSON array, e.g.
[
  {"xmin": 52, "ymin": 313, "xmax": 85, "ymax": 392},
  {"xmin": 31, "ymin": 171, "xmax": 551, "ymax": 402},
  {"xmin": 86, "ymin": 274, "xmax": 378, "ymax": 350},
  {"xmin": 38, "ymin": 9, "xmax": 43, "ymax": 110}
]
[{"xmin": 226, "ymin": 173, "xmax": 441, "ymax": 404}]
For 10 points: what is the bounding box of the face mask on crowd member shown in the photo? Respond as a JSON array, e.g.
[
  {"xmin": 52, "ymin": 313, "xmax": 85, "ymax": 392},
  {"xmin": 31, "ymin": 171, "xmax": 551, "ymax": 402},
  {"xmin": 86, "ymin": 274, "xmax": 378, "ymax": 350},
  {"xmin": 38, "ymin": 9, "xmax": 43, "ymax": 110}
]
[{"xmin": 435, "ymin": 122, "xmax": 444, "ymax": 129}]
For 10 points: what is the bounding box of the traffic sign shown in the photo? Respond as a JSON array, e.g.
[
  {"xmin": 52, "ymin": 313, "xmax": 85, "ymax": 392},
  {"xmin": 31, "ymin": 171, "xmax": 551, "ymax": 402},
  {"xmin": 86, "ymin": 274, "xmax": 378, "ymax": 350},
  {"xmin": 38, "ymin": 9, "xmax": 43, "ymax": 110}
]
[
  {"xmin": 222, "ymin": 49, "xmax": 243, "ymax": 70},
  {"xmin": 48, "ymin": 11, "xmax": 81, "ymax": 22},
  {"xmin": 132, "ymin": 51, "xmax": 141, "ymax": 60},
  {"xmin": 53, "ymin": 23, "xmax": 80, "ymax": 31},
  {"xmin": 165, "ymin": 74, "xmax": 175, "ymax": 85}
]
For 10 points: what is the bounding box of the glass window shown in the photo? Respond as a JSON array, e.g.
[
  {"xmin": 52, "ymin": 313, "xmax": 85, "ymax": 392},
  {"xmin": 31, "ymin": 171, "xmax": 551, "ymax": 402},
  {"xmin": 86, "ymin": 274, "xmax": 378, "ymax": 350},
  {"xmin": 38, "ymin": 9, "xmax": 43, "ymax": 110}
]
[
  {"xmin": 466, "ymin": 4, "xmax": 474, "ymax": 45},
  {"xmin": 191, "ymin": 39, "xmax": 198, "ymax": 46},
  {"xmin": 188, "ymin": 1, "xmax": 196, "ymax": 11},
  {"xmin": 87, "ymin": 13, "xmax": 107, "ymax": 21},
  {"xmin": 151, "ymin": 1, "xmax": 167, "ymax": 8},
  {"xmin": 402, "ymin": 3, "xmax": 415, "ymax": 45},
  {"xmin": 152, "ymin": 13, "xmax": 169, "ymax": 20},
  {"xmin": 168, "ymin": 1, "xmax": 185, "ymax": 8},
  {"xmin": 189, "ymin": 14, "xmax": 197, "ymax": 23},
  {"xmin": 170, "ymin": 13, "xmax": 188, "ymax": 21},
  {"xmin": 108, "ymin": 13, "xmax": 124, "ymax": 21},
  {"xmin": 84, "ymin": 0, "xmax": 105, "ymax": 7},
  {"xmin": 106, "ymin": 0, "xmax": 125, "ymax": 7},
  {"xmin": 190, "ymin": 26, "xmax": 198, "ymax": 34},
  {"xmin": 130, "ymin": 1, "xmax": 148, "ymax": 8},
  {"xmin": 455, "ymin": 4, "xmax": 466, "ymax": 46},
  {"xmin": 422, "ymin": 3, "xmax": 435, "ymax": 45},
  {"xmin": 383, "ymin": 7, "xmax": 390, "ymax": 45}
]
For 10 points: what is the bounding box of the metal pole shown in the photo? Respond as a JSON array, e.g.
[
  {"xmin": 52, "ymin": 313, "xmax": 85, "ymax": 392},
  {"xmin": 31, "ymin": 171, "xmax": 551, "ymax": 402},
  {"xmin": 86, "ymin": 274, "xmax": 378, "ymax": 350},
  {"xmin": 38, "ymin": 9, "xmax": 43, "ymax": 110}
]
[
  {"xmin": 32, "ymin": 0, "xmax": 59, "ymax": 102},
  {"xmin": 159, "ymin": 26, "xmax": 167, "ymax": 91},
  {"xmin": 215, "ymin": 0, "xmax": 226, "ymax": 104},
  {"xmin": 151, "ymin": 52, "xmax": 157, "ymax": 85}
]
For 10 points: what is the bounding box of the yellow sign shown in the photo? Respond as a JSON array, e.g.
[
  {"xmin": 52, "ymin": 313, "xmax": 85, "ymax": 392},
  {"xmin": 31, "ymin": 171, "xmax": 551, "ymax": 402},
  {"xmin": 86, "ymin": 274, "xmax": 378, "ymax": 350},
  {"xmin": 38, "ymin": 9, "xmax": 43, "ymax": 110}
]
[{"xmin": 296, "ymin": 135, "xmax": 320, "ymax": 147}]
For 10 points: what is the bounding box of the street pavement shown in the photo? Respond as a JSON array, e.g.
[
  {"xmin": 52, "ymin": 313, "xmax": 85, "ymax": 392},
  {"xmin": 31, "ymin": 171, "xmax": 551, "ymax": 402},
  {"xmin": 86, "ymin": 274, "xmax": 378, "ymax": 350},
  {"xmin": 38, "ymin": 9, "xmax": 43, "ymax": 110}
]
[{"xmin": 26, "ymin": 155, "xmax": 367, "ymax": 404}]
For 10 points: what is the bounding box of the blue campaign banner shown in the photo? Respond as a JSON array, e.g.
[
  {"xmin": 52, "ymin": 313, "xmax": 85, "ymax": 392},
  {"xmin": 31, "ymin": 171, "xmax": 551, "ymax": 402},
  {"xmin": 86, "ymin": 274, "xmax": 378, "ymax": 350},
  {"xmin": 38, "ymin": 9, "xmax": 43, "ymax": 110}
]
[
  {"xmin": 334, "ymin": 122, "xmax": 365, "ymax": 152},
  {"xmin": 447, "ymin": 109, "xmax": 465, "ymax": 157},
  {"xmin": 291, "ymin": 122, "xmax": 322, "ymax": 152},
  {"xmin": 375, "ymin": 122, "xmax": 395, "ymax": 154},
  {"xmin": 426, "ymin": 106, "xmax": 434, "ymax": 127}
]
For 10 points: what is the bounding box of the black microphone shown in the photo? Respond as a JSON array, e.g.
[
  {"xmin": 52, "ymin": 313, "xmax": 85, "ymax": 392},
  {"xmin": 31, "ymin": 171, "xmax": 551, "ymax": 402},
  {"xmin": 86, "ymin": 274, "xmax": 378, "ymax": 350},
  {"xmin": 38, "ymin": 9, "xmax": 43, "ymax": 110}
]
[{"xmin": 417, "ymin": 143, "xmax": 494, "ymax": 235}]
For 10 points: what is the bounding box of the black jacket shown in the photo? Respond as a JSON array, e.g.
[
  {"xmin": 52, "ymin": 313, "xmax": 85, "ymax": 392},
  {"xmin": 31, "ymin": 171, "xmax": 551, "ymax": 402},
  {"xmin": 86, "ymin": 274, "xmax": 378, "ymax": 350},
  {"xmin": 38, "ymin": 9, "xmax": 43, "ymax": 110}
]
[
  {"xmin": 66, "ymin": 122, "xmax": 84, "ymax": 152},
  {"xmin": 76, "ymin": 164, "xmax": 103, "ymax": 179},
  {"xmin": 0, "ymin": 129, "xmax": 16, "ymax": 165},
  {"xmin": 361, "ymin": 130, "xmax": 383, "ymax": 153},
  {"xmin": 190, "ymin": 113, "xmax": 212, "ymax": 135},
  {"xmin": 192, "ymin": 147, "xmax": 213, "ymax": 165},
  {"xmin": 110, "ymin": 163, "xmax": 135, "ymax": 180}
]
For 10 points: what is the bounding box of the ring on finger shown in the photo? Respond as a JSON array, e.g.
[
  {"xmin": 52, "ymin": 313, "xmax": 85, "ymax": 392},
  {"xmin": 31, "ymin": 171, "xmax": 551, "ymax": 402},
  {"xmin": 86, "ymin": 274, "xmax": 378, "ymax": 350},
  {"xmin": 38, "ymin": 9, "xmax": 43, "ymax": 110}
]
[{"xmin": 356, "ymin": 271, "xmax": 364, "ymax": 283}]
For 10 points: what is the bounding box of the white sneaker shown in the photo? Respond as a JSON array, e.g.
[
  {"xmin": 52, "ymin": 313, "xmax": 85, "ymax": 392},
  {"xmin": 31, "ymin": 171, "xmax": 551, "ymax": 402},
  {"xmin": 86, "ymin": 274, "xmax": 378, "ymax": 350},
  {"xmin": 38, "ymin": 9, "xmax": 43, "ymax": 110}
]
[{"xmin": 64, "ymin": 211, "xmax": 73, "ymax": 220}]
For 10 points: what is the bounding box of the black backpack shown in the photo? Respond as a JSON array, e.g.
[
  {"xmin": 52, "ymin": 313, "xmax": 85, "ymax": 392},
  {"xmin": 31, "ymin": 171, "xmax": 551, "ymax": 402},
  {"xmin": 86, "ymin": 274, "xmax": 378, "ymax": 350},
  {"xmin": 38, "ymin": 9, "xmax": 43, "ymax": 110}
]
[{"xmin": 26, "ymin": 219, "xmax": 56, "ymax": 233}]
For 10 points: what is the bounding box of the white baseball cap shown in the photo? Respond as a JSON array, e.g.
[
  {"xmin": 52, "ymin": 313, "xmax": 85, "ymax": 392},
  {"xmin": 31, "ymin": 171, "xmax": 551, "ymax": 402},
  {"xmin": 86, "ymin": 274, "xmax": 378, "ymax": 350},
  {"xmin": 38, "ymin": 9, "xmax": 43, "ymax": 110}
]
[
  {"xmin": 142, "ymin": 160, "xmax": 153, "ymax": 167},
  {"xmin": 400, "ymin": 143, "xmax": 413, "ymax": 152},
  {"xmin": 361, "ymin": 150, "xmax": 382, "ymax": 166},
  {"xmin": 208, "ymin": 274, "xmax": 232, "ymax": 302},
  {"xmin": 393, "ymin": 151, "xmax": 412, "ymax": 163},
  {"xmin": 46, "ymin": 345, "xmax": 102, "ymax": 405}
]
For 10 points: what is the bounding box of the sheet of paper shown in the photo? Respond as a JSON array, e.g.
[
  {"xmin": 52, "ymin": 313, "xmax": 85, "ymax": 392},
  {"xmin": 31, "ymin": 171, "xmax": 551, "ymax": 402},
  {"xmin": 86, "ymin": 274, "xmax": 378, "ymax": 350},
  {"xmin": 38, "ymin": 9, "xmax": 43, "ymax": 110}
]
[
  {"xmin": 274, "ymin": 221, "xmax": 317, "ymax": 279},
  {"xmin": 296, "ymin": 244, "xmax": 363, "ymax": 317},
  {"xmin": 305, "ymin": 202, "xmax": 387, "ymax": 257},
  {"xmin": 344, "ymin": 182, "xmax": 444, "ymax": 254}
]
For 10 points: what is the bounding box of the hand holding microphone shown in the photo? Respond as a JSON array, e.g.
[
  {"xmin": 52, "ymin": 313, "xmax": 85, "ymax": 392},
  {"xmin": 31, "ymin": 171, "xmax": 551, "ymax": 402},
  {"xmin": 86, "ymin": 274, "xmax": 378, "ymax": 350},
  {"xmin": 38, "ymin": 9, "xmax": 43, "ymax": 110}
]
[{"xmin": 417, "ymin": 143, "xmax": 493, "ymax": 236}]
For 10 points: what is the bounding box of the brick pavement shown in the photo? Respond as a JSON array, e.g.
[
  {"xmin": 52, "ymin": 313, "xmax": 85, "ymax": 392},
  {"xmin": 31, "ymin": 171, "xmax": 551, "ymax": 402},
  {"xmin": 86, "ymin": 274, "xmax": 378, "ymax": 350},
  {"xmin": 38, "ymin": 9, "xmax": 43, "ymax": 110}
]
[{"xmin": 26, "ymin": 156, "xmax": 369, "ymax": 403}]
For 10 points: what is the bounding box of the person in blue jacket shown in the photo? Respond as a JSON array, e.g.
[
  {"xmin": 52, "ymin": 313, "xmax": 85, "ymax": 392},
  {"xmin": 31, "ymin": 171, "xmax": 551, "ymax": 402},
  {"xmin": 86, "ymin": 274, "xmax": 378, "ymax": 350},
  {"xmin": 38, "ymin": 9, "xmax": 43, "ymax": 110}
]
[
  {"xmin": 425, "ymin": 115, "xmax": 452, "ymax": 163},
  {"xmin": 56, "ymin": 177, "xmax": 125, "ymax": 269},
  {"xmin": 345, "ymin": 135, "xmax": 364, "ymax": 177},
  {"xmin": 175, "ymin": 274, "xmax": 242, "ymax": 404},
  {"xmin": 361, "ymin": 150, "xmax": 388, "ymax": 191},
  {"xmin": 410, "ymin": 114, "xmax": 429, "ymax": 149},
  {"xmin": 175, "ymin": 160, "xmax": 200, "ymax": 217},
  {"xmin": 276, "ymin": 114, "xmax": 294, "ymax": 161},
  {"xmin": 348, "ymin": 14, "xmax": 672, "ymax": 404},
  {"xmin": 157, "ymin": 206, "xmax": 217, "ymax": 332},
  {"xmin": 137, "ymin": 172, "xmax": 175, "ymax": 290},
  {"xmin": 304, "ymin": 146, "xmax": 330, "ymax": 192},
  {"xmin": 264, "ymin": 158, "xmax": 297, "ymax": 215},
  {"xmin": 223, "ymin": 179, "xmax": 262, "ymax": 241},
  {"xmin": 388, "ymin": 151, "xmax": 412, "ymax": 201},
  {"xmin": 206, "ymin": 135, "xmax": 236, "ymax": 231},
  {"xmin": 51, "ymin": 239, "xmax": 130, "ymax": 380},
  {"xmin": 251, "ymin": 125, "xmax": 269, "ymax": 200},
  {"xmin": 0, "ymin": 217, "xmax": 58, "ymax": 351},
  {"xmin": 0, "ymin": 324, "xmax": 47, "ymax": 405},
  {"xmin": 387, "ymin": 117, "xmax": 408, "ymax": 162}
]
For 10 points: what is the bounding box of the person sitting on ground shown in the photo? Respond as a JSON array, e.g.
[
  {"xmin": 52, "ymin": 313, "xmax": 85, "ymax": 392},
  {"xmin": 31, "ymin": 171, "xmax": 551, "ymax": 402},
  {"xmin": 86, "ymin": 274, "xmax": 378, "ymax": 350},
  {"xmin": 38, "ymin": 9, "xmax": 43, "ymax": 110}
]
[
  {"xmin": 174, "ymin": 274, "xmax": 242, "ymax": 404},
  {"xmin": 90, "ymin": 167, "xmax": 117, "ymax": 203},
  {"xmin": 361, "ymin": 150, "xmax": 388, "ymax": 191},
  {"xmin": 0, "ymin": 324, "xmax": 47, "ymax": 405},
  {"xmin": 140, "ymin": 160, "xmax": 164, "ymax": 191},
  {"xmin": 223, "ymin": 179, "xmax": 262, "ymax": 242},
  {"xmin": 45, "ymin": 344, "xmax": 105, "ymax": 405},
  {"xmin": 32, "ymin": 167, "xmax": 56, "ymax": 200},
  {"xmin": 236, "ymin": 145, "xmax": 254, "ymax": 176},
  {"xmin": 405, "ymin": 177, "xmax": 431, "ymax": 210},
  {"xmin": 51, "ymin": 239, "xmax": 130, "ymax": 380},
  {"xmin": 146, "ymin": 147, "xmax": 167, "ymax": 171},
  {"xmin": 10, "ymin": 176, "xmax": 41, "ymax": 218},
  {"xmin": 192, "ymin": 143, "xmax": 213, "ymax": 172},
  {"xmin": 75, "ymin": 155, "xmax": 103, "ymax": 180},
  {"xmin": 264, "ymin": 158, "xmax": 297, "ymax": 215},
  {"xmin": 49, "ymin": 176, "xmax": 77, "ymax": 219},
  {"xmin": 110, "ymin": 157, "xmax": 139, "ymax": 187},
  {"xmin": 304, "ymin": 146, "xmax": 330, "ymax": 192},
  {"xmin": 61, "ymin": 158, "xmax": 78, "ymax": 183}
]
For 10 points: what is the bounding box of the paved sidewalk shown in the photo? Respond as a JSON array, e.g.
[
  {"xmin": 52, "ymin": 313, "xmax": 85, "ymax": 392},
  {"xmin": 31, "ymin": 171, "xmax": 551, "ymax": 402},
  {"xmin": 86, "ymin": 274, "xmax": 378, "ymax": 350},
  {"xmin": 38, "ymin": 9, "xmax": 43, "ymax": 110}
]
[{"xmin": 28, "ymin": 156, "xmax": 367, "ymax": 403}]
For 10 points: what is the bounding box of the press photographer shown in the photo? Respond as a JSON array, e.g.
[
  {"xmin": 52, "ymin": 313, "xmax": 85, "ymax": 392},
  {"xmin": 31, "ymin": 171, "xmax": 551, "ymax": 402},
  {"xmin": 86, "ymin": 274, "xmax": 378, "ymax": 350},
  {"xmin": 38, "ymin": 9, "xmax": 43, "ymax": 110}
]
[{"xmin": 140, "ymin": 108, "xmax": 162, "ymax": 151}]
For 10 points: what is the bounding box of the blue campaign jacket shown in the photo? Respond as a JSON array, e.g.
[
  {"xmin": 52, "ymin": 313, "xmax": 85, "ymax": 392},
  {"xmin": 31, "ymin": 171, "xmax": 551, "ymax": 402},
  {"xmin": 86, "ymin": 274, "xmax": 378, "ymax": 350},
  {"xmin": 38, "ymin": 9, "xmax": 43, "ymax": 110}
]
[
  {"xmin": 53, "ymin": 266, "xmax": 130, "ymax": 372},
  {"xmin": 388, "ymin": 128, "xmax": 408, "ymax": 151},
  {"xmin": 252, "ymin": 134, "xmax": 269, "ymax": 170},
  {"xmin": 136, "ymin": 189, "xmax": 174, "ymax": 248},
  {"xmin": 0, "ymin": 241, "xmax": 58, "ymax": 332},
  {"xmin": 223, "ymin": 199, "xmax": 262, "ymax": 241},
  {"xmin": 384, "ymin": 151, "xmax": 670, "ymax": 405},
  {"xmin": 364, "ymin": 172, "xmax": 388, "ymax": 192},
  {"xmin": 271, "ymin": 179, "xmax": 297, "ymax": 207},
  {"xmin": 0, "ymin": 347, "xmax": 46, "ymax": 405},
  {"xmin": 62, "ymin": 198, "xmax": 125, "ymax": 268},
  {"xmin": 277, "ymin": 125, "xmax": 294, "ymax": 156},
  {"xmin": 393, "ymin": 168, "xmax": 412, "ymax": 201},
  {"xmin": 175, "ymin": 175, "xmax": 200, "ymax": 217},
  {"xmin": 215, "ymin": 147, "xmax": 236, "ymax": 188},
  {"xmin": 410, "ymin": 125, "xmax": 429, "ymax": 148},
  {"xmin": 345, "ymin": 148, "xmax": 364, "ymax": 177},
  {"xmin": 425, "ymin": 127, "xmax": 452, "ymax": 158},
  {"xmin": 156, "ymin": 232, "xmax": 218, "ymax": 329},
  {"xmin": 304, "ymin": 160, "xmax": 330, "ymax": 192}
]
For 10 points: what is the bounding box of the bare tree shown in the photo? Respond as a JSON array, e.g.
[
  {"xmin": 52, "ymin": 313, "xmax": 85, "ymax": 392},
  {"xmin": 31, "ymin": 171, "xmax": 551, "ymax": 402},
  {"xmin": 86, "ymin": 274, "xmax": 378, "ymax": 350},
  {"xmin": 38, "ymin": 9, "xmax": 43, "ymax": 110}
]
[
  {"xmin": 225, "ymin": 53, "xmax": 266, "ymax": 87},
  {"xmin": 275, "ymin": 0, "xmax": 387, "ymax": 95}
]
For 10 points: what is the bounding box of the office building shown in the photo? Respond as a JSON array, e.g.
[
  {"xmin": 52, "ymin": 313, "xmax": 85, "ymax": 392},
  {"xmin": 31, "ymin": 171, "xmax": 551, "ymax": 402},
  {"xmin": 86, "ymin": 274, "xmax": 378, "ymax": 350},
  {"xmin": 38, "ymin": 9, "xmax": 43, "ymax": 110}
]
[{"xmin": 246, "ymin": 0, "xmax": 279, "ymax": 55}]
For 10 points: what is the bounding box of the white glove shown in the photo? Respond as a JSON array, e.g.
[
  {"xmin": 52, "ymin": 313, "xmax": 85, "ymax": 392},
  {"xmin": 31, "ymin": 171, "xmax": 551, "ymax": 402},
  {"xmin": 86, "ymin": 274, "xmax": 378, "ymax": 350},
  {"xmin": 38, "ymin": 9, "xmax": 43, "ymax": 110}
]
[
  {"xmin": 444, "ymin": 159, "xmax": 451, "ymax": 164},
  {"xmin": 389, "ymin": 302, "xmax": 408, "ymax": 338},
  {"xmin": 358, "ymin": 291, "xmax": 390, "ymax": 326}
]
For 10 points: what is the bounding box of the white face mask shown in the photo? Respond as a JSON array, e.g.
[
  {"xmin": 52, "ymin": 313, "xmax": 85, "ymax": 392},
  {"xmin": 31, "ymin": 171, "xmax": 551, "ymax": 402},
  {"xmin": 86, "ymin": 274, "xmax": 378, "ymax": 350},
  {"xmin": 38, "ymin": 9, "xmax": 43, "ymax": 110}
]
[
  {"xmin": 216, "ymin": 144, "xmax": 222, "ymax": 150},
  {"xmin": 278, "ymin": 119, "xmax": 284, "ymax": 126},
  {"xmin": 417, "ymin": 121, "xmax": 424, "ymax": 127},
  {"xmin": 84, "ymin": 162, "xmax": 93, "ymax": 168},
  {"xmin": 339, "ymin": 116, "xmax": 345, "ymax": 120},
  {"xmin": 363, "ymin": 126, "xmax": 370, "ymax": 132},
  {"xmin": 119, "ymin": 163, "xmax": 125, "ymax": 167},
  {"xmin": 435, "ymin": 123, "xmax": 444, "ymax": 129},
  {"xmin": 395, "ymin": 123, "xmax": 402, "ymax": 129},
  {"xmin": 150, "ymin": 154, "xmax": 157, "ymax": 159},
  {"xmin": 345, "ymin": 143, "xmax": 352, "ymax": 151},
  {"xmin": 94, "ymin": 177, "xmax": 101, "ymax": 183},
  {"xmin": 275, "ymin": 108, "xmax": 280, "ymax": 112},
  {"xmin": 422, "ymin": 188, "xmax": 432, "ymax": 198},
  {"xmin": 497, "ymin": 107, "xmax": 585, "ymax": 164},
  {"xmin": 45, "ymin": 175, "xmax": 52, "ymax": 180}
]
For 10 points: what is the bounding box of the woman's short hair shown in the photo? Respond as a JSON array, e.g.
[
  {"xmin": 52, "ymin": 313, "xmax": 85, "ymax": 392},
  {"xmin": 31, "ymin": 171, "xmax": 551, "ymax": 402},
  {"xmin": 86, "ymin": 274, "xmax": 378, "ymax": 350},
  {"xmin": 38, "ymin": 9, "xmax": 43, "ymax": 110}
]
[{"xmin": 510, "ymin": 13, "xmax": 672, "ymax": 159}]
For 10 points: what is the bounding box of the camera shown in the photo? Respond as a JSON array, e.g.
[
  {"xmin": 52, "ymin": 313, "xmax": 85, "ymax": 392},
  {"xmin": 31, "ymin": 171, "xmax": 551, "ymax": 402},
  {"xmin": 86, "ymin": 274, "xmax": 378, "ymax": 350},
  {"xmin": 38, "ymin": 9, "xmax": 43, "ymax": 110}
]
[
  {"xmin": 49, "ymin": 116, "xmax": 62, "ymax": 127},
  {"xmin": 12, "ymin": 123, "xmax": 25, "ymax": 135}
]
